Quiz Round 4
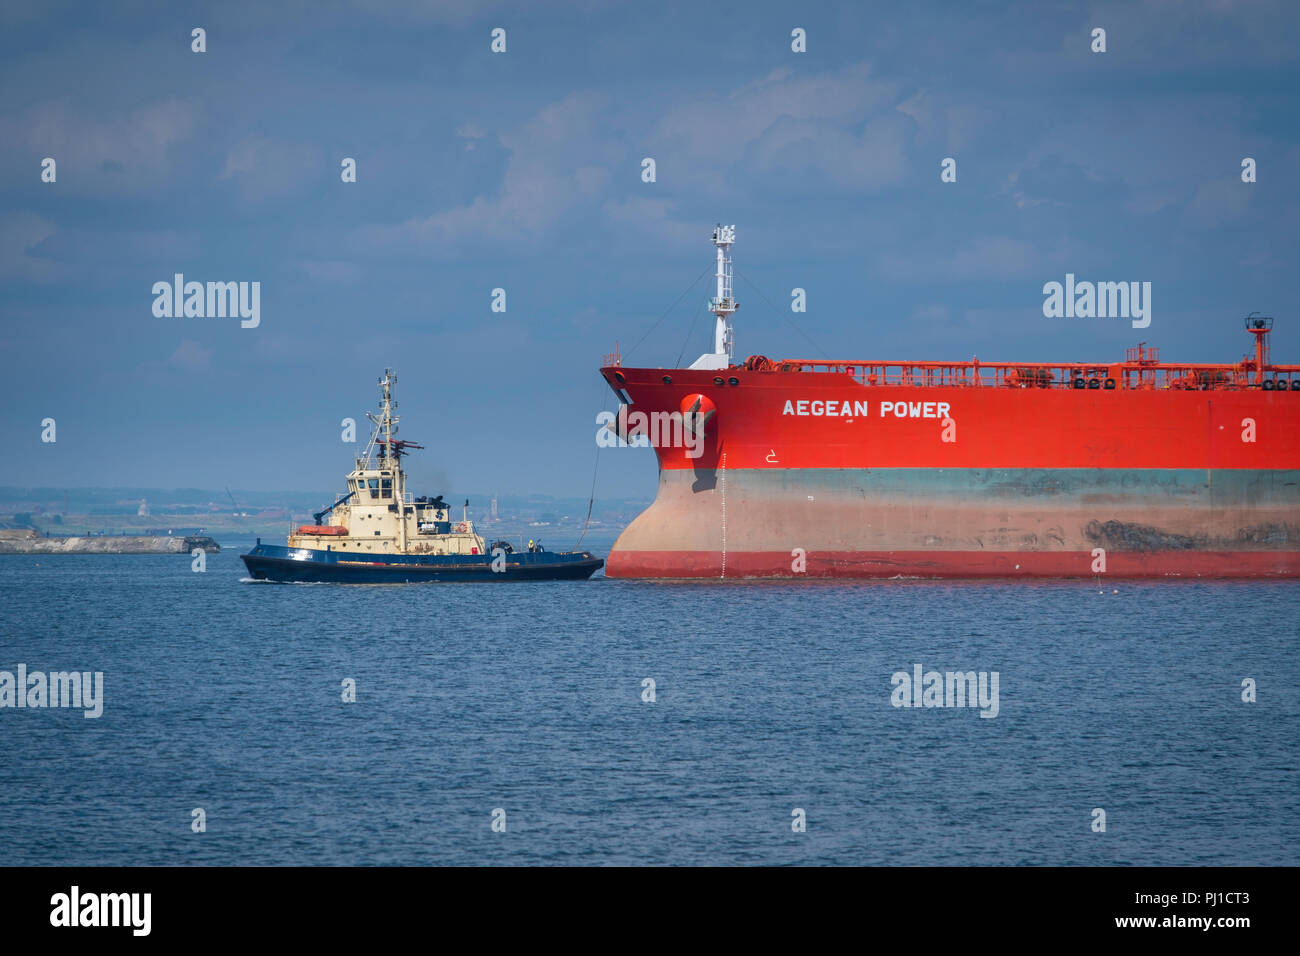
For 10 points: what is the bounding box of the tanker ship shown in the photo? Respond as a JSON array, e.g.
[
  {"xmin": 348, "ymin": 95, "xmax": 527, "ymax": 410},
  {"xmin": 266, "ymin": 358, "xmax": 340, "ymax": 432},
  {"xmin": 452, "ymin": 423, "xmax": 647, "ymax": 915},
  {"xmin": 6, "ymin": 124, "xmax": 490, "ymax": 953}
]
[{"xmin": 599, "ymin": 226, "xmax": 1300, "ymax": 578}]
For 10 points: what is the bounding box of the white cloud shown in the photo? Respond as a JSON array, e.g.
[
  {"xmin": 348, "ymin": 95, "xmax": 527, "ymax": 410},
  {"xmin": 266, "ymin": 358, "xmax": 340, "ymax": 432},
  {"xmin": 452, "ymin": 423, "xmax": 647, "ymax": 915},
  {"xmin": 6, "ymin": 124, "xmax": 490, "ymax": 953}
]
[
  {"xmin": 1182, "ymin": 176, "xmax": 1254, "ymax": 227},
  {"xmin": 746, "ymin": 112, "xmax": 908, "ymax": 189},
  {"xmin": 650, "ymin": 63, "xmax": 902, "ymax": 191},
  {"xmin": 0, "ymin": 98, "xmax": 199, "ymax": 195},
  {"xmin": 895, "ymin": 91, "xmax": 989, "ymax": 153},
  {"xmin": 356, "ymin": 92, "xmax": 618, "ymax": 252},
  {"xmin": 167, "ymin": 340, "xmax": 215, "ymax": 370},
  {"xmin": 221, "ymin": 136, "xmax": 325, "ymax": 203},
  {"xmin": 354, "ymin": 62, "xmax": 917, "ymax": 257},
  {"xmin": 602, "ymin": 197, "xmax": 699, "ymax": 245}
]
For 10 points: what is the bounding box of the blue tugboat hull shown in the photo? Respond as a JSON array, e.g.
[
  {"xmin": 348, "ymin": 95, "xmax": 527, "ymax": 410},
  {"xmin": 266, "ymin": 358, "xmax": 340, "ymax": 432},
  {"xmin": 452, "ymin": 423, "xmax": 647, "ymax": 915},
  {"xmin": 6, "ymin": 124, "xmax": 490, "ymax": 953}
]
[{"xmin": 241, "ymin": 543, "xmax": 603, "ymax": 583}]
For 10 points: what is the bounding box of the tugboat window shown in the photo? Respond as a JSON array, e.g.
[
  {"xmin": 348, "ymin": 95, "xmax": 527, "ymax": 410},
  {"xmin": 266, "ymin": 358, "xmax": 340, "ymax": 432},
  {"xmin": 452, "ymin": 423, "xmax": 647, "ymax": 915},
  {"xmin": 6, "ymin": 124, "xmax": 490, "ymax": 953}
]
[
  {"xmin": 368, "ymin": 479, "xmax": 380, "ymax": 498},
  {"xmin": 380, "ymin": 479, "xmax": 392, "ymax": 497}
]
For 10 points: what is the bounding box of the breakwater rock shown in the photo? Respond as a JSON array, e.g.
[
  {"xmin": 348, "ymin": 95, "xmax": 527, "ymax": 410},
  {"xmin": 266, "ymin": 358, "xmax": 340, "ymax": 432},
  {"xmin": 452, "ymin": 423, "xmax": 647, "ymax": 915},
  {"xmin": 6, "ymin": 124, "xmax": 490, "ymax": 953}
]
[{"xmin": 0, "ymin": 534, "xmax": 221, "ymax": 554}]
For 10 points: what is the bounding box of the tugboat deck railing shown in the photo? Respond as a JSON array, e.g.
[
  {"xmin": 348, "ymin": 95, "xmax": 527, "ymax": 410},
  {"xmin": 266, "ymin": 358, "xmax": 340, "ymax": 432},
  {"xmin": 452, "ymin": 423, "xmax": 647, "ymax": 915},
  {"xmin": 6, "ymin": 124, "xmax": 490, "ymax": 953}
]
[
  {"xmin": 332, "ymin": 489, "xmax": 415, "ymax": 504},
  {"xmin": 352, "ymin": 457, "xmax": 403, "ymax": 472}
]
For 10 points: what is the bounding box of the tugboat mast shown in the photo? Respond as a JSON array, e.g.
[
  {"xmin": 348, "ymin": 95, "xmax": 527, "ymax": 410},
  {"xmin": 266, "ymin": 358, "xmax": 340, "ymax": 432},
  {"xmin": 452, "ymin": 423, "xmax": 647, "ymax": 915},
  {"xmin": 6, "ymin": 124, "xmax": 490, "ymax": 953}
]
[
  {"xmin": 363, "ymin": 369, "xmax": 399, "ymax": 461},
  {"xmin": 363, "ymin": 368, "xmax": 408, "ymax": 552}
]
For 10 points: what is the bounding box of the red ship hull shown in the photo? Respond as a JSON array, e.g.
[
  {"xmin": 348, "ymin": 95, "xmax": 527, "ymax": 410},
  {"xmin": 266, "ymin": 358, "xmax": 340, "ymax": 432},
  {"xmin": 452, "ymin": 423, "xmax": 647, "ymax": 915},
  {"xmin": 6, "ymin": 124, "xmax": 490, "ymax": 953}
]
[{"xmin": 599, "ymin": 362, "xmax": 1300, "ymax": 579}]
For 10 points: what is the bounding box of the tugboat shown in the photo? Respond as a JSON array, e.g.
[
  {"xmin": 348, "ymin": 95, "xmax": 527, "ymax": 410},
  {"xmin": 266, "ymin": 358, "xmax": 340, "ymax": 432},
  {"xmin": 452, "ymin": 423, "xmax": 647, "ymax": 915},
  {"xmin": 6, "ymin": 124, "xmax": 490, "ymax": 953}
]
[{"xmin": 241, "ymin": 370, "xmax": 603, "ymax": 583}]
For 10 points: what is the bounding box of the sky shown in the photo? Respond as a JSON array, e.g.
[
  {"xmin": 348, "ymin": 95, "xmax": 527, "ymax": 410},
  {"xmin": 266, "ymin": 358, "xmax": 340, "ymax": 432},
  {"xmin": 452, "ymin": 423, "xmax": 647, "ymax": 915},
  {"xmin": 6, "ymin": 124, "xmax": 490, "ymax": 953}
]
[{"xmin": 2, "ymin": 0, "xmax": 1299, "ymax": 501}]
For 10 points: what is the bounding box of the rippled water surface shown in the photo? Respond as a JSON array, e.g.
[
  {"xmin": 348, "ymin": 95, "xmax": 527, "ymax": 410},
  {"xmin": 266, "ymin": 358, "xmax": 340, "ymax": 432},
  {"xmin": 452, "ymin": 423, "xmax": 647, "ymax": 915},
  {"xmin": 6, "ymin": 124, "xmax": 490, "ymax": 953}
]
[{"xmin": 1, "ymin": 536, "xmax": 1296, "ymax": 865}]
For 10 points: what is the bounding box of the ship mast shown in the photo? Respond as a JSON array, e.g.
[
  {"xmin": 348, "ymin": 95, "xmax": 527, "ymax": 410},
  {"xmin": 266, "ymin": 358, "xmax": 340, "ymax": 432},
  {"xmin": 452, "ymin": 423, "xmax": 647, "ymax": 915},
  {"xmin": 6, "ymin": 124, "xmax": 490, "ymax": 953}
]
[
  {"xmin": 1245, "ymin": 312, "xmax": 1273, "ymax": 384},
  {"xmin": 689, "ymin": 224, "xmax": 739, "ymax": 370},
  {"xmin": 363, "ymin": 369, "xmax": 408, "ymax": 553},
  {"xmin": 363, "ymin": 370, "xmax": 401, "ymax": 464}
]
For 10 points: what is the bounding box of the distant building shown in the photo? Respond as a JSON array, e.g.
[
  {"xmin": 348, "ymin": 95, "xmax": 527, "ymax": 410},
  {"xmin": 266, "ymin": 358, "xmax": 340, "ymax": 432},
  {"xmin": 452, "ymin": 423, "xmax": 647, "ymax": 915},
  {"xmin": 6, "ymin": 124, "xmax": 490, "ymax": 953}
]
[
  {"xmin": 137, "ymin": 498, "xmax": 150, "ymax": 516},
  {"xmin": 490, "ymin": 496, "xmax": 499, "ymax": 520}
]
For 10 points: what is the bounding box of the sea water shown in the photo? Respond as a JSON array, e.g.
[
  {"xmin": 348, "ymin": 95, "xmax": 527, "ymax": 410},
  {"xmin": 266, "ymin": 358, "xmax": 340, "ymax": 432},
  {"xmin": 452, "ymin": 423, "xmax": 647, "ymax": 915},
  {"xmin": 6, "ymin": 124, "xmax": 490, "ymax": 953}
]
[{"xmin": 1, "ymin": 537, "xmax": 1296, "ymax": 865}]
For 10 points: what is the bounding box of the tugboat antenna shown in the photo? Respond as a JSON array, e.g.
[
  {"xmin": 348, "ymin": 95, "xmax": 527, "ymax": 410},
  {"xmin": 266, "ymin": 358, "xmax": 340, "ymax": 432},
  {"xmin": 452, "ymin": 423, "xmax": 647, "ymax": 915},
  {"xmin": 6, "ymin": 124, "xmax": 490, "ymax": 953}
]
[{"xmin": 363, "ymin": 368, "xmax": 401, "ymax": 464}]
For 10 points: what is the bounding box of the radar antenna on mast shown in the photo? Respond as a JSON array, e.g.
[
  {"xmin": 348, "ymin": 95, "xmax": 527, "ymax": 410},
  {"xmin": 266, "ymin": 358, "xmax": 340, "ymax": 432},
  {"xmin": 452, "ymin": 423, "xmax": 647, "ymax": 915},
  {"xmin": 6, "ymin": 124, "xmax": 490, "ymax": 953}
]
[{"xmin": 362, "ymin": 368, "xmax": 420, "ymax": 462}]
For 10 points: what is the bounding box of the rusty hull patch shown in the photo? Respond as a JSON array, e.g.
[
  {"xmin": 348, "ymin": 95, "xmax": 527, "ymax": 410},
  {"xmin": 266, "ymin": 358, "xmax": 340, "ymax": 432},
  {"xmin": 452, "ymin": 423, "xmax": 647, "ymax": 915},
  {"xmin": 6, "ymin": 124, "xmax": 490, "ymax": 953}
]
[{"xmin": 1085, "ymin": 519, "xmax": 1295, "ymax": 550}]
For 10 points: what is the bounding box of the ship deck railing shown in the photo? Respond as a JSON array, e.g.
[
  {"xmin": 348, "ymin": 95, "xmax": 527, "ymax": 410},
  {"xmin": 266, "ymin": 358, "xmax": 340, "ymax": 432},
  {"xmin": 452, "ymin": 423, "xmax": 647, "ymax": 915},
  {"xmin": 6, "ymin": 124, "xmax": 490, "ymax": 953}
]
[
  {"xmin": 335, "ymin": 489, "xmax": 416, "ymax": 503},
  {"xmin": 771, "ymin": 359, "xmax": 1300, "ymax": 390},
  {"xmin": 352, "ymin": 457, "xmax": 410, "ymax": 472}
]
